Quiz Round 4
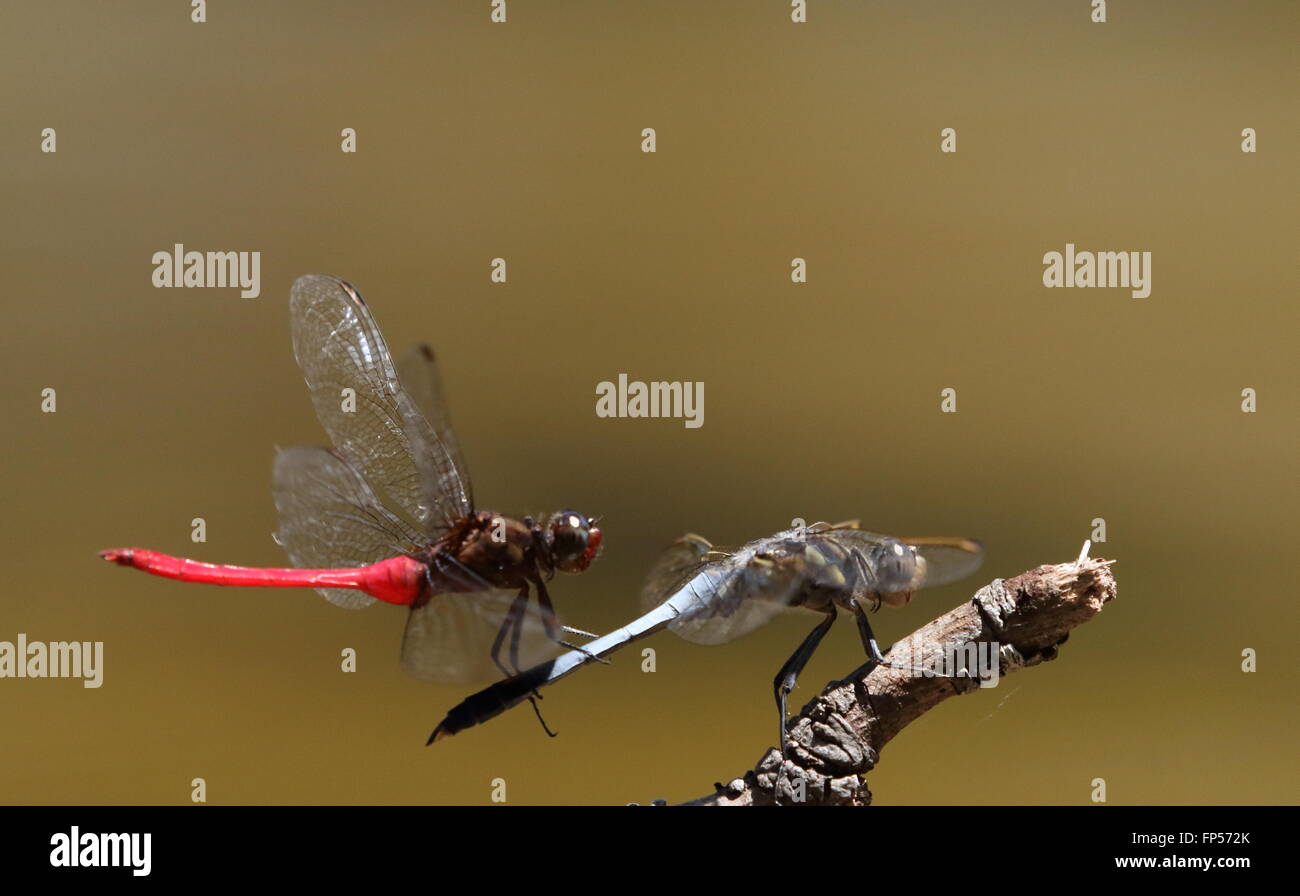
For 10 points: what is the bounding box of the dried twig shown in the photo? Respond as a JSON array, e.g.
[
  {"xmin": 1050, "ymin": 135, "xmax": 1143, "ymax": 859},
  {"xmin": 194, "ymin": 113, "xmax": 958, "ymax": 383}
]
[{"xmin": 684, "ymin": 556, "xmax": 1117, "ymax": 806}]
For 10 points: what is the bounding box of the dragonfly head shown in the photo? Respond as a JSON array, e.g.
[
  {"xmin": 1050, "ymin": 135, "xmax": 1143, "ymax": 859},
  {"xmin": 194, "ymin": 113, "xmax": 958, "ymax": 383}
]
[
  {"xmin": 875, "ymin": 540, "xmax": 923, "ymax": 596},
  {"xmin": 546, "ymin": 510, "xmax": 603, "ymax": 573}
]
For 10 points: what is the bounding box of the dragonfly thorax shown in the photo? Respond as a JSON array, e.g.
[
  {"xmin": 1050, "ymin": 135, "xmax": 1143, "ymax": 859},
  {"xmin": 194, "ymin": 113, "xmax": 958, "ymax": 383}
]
[{"xmin": 432, "ymin": 510, "xmax": 601, "ymax": 594}]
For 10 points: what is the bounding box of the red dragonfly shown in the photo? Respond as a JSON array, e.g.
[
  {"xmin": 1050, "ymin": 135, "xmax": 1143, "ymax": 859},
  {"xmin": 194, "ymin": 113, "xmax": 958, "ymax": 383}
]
[{"xmin": 102, "ymin": 274, "xmax": 602, "ymax": 695}]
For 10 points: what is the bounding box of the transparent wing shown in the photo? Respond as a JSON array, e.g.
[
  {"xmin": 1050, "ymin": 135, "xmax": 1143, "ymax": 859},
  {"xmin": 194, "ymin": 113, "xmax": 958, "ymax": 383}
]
[
  {"xmin": 667, "ymin": 564, "xmax": 802, "ymax": 646},
  {"xmin": 289, "ymin": 274, "xmax": 472, "ymax": 533},
  {"xmin": 901, "ymin": 536, "xmax": 985, "ymax": 589},
  {"xmin": 401, "ymin": 588, "xmax": 559, "ymax": 685},
  {"xmin": 638, "ymin": 534, "xmax": 714, "ymax": 615},
  {"xmin": 396, "ymin": 343, "xmax": 473, "ymax": 511},
  {"xmin": 272, "ymin": 446, "xmax": 427, "ymax": 609},
  {"xmin": 640, "ymin": 534, "xmax": 803, "ymax": 647}
]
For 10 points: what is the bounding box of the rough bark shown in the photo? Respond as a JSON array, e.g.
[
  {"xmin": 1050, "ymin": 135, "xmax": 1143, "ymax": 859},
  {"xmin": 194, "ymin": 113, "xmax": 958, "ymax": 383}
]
[{"xmin": 684, "ymin": 556, "xmax": 1117, "ymax": 806}]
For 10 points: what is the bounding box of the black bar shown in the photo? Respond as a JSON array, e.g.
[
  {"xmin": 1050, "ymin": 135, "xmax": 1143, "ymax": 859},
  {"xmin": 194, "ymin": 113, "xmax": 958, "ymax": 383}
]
[{"xmin": 0, "ymin": 806, "xmax": 1282, "ymax": 882}]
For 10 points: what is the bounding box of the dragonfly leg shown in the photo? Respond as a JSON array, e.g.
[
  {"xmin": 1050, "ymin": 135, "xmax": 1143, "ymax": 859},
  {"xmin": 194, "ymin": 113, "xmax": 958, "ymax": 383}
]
[
  {"xmin": 534, "ymin": 577, "xmax": 610, "ymax": 665},
  {"xmin": 508, "ymin": 592, "xmax": 528, "ymax": 675},
  {"xmin": 772, "ymin": 609, "xmax": 837, "ymax": 802},
  {"xmin": 847, "ymin": 548, "xmax": 930, "ymax": 671},
  {"xmin": 561, "ymin": 625, "xmax": 600, "ymax": 640},
  {"xmin": 493, "ymin": 584, "xmax": 559, "ymax": 736},
  {"xmin": 525, "ymin": 695, "xmax": 559, "ymax": 738},
  {"xmin": 849, "ymin": 598, "xmax": 958, "ymax": 677},
  {"xmin": 500, "ymin": 584, "xmax": 554, "ymax": 699},
  {"xmin": 489, "ymin": 586, "xmax": 531, "ymax": 678}
]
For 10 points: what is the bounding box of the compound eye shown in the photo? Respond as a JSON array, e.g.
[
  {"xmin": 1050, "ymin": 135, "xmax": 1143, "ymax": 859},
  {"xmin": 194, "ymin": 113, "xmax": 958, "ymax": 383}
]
[
  {"xmin": 555, "ymin": 526, "xmax": 581, "ymax": 552},
  {"xmin": 549, "ymin": 511, "xmax": 592, "ymax": 571},
  {"xmin": 550, "ymin": 510, "xmax": 588, "ymax": 538},
  {"xmin": 882, "ymin": 542, "xmax": 918, "ymax": 588}
]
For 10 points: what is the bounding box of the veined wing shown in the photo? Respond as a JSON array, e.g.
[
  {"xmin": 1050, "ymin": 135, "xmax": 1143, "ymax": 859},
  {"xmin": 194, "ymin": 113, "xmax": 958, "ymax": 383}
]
[
  {"xmin": 401, "ymin": 592, "xmax": 563, "ymax": 685},
  {"xmin": 272, "ymin": 446, "xmax": 427, "ymax": 609},
  {"xmin": 898, "ymin": 535, "xmax": 985, "ymax": 588},
  {"xmin": 396, "ymin": 343, "xmax": 473, "ymax": 512},
  {"xmin": 289, "ymin": 275, "xmax": 472, "ymax": 534},
  {"xmin": 401, "ymin": 554, "xmax": 559, "ymax": 684},
  {"xmin": 638, "ymin": 533, "xmax": 714, "ymax": 613},
  {"xmin": 638, "ymin": 533, "xmax": 804, "ymax": 646}
]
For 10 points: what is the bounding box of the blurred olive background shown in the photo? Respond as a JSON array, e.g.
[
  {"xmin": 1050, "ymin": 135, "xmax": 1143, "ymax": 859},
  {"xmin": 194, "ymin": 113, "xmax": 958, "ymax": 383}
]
[{"xmin": 2, "ymin": 1, "xmax": 1295, "ymax": 805}]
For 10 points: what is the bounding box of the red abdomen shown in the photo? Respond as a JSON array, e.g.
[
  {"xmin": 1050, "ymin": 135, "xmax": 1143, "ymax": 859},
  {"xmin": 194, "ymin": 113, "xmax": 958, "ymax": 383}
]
[{"xmin": 99, "ymin": 548, "xmax": 427, "ymax": 606}]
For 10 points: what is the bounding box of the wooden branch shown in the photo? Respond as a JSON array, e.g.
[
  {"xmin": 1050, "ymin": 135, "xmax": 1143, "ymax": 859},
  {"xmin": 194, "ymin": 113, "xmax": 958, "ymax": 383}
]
[{"xmin": 684, "ymin": 556, "xmax": 1118, "ymax": 806}]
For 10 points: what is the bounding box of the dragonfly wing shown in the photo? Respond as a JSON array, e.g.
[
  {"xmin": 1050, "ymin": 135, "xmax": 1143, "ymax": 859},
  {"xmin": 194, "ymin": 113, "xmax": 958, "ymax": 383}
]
[
  {"xmin": 396, "ymin": 343, "xmax": 472, "ymax": 511},
  {"xmin": 638, "ymin": 534, "xmax": 713, "ymax": 615},
  {"xmin": 272, "ymin": 446, "xmax": 427, "ymax": 609},
  {"xmin": 901, "ymin": 536, "xmax": 985, "ymax": 589},
  {"xmin": 289, "ymin": 274, "xmax": 472, "ymax": 533},
  {"xmin": 668, "ymin": 576, "xmax": 798, "ymax": 645},
  {"xmin": 400, "ymin": 588, "xmax": 559, "ymax": 684},
  {"xmin": 641, "ymin": 536, "xmax": 803, "ymax": 646},
  {"xmin": 671, "ymin": 560, "xmax": 805, "ymax": 645}
]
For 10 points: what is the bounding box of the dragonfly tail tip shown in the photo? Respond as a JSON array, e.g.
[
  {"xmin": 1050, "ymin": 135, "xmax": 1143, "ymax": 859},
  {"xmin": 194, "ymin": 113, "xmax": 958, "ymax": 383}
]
[{"xmin": 100, "ymin": 548, "xmax": 133, "ymax": 565}]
